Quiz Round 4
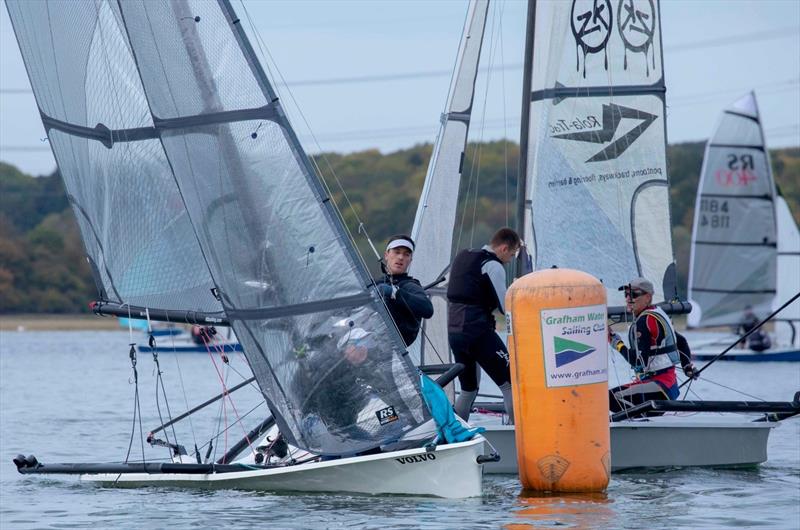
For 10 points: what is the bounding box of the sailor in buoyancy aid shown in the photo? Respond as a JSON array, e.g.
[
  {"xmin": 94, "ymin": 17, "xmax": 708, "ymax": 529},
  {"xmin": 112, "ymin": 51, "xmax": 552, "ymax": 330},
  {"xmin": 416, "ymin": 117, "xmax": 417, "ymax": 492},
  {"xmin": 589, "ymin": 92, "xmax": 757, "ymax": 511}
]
[
  {"xmin": 608, "ymin": 277, "xmax": 696, "ymax": 413},
  {"xmin": 447, "ymin": 227, "xmax": 522, "ymax": 423}
]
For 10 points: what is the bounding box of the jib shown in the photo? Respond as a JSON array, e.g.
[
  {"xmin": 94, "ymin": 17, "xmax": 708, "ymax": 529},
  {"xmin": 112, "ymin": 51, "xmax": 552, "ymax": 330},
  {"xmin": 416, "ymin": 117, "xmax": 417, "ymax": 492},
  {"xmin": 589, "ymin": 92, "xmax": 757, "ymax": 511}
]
[{"xmin": 395, "ymin": 454, "xmax": 436, "ymax": 464}]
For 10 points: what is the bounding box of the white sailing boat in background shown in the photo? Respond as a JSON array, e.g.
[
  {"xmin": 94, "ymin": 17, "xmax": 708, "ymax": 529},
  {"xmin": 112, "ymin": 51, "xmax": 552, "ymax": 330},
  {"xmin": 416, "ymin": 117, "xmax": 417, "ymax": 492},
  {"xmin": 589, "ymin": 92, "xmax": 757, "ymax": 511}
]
[
  {"xmin": 687, "ymin": 92, "xmax": 800, "ymax": 362},
  {"xmin": 7, "ymin": 0, "xmax": 487, "ymax": 498},
  {"xmin": 412, "ymin": 0, "xmax": 798, "ymax": 473}
]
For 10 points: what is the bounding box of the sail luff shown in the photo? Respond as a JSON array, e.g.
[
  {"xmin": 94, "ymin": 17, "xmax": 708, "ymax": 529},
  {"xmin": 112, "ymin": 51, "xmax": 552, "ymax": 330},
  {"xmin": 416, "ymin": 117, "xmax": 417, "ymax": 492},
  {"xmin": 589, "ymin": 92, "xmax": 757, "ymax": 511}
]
[{"xmin": 515, "ymin": 0, "xmax": 537, "ymax": 278}]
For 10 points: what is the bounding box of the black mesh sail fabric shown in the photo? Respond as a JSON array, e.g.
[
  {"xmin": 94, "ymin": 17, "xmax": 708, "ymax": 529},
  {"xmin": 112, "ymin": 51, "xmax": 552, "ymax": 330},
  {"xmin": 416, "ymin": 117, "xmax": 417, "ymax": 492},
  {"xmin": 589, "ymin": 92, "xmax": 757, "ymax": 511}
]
[{"xmin": 6, "ymin": 0, "xmax": 430, "ymax": 456}]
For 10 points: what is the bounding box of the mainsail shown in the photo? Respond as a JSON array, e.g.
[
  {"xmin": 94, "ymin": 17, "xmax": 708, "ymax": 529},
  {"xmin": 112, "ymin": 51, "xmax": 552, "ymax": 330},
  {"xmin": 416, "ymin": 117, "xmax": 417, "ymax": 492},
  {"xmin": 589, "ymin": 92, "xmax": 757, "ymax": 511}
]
[
  {"xmin": 687, "ymin": 93, "xmax": 778, "ymax": 328},
  {"xmin": 520, "ymin": 0, "xmax": 676, "ymax": 306},
  {"xmin": 409, "ymin": 0, "xmax": 489, "ymax": 367},
  {"xmin": 5, "ymin": 0, "xmax": 221, "ymax": 315},
  {"xmin": 7, "ymin": 0, "xmax": 430, "ymax": 456}
]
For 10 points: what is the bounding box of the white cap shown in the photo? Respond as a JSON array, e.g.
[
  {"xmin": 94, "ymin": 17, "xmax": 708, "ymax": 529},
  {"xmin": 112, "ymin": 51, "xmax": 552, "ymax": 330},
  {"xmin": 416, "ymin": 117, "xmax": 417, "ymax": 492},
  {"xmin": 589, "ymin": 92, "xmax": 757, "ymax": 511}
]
[{"xmin": 386, "ymin": 238, "xmax": 414, "ymax": 252}]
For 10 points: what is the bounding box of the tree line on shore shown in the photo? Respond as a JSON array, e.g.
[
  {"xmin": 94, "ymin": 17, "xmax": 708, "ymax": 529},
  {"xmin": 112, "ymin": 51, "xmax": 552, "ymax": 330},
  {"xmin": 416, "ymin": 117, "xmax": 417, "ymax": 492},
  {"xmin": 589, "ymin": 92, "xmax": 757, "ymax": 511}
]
[{"xmin": 1, "ymin": 141, "xmax": 798, "ymax": 314}]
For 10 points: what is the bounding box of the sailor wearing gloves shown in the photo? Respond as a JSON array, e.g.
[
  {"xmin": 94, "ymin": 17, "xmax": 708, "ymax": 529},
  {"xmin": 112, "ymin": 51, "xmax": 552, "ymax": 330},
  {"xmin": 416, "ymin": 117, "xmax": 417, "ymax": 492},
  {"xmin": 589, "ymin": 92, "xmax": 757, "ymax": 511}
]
[
  {"xmin": 608, "ymin": 277, "xmax": 698, "ymax": 413},
  {"xmin": 374, "ymin": 235, "xmax": 434, "ymax": 346}
]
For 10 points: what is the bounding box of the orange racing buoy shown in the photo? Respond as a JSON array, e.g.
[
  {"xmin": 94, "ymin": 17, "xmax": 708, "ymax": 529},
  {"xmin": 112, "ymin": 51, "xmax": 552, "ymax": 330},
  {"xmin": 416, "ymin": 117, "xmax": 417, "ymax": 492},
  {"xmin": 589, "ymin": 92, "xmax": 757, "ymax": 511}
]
[{"xmin": 506, "ymin": 268, "xmax": 610, "ymax": 492}]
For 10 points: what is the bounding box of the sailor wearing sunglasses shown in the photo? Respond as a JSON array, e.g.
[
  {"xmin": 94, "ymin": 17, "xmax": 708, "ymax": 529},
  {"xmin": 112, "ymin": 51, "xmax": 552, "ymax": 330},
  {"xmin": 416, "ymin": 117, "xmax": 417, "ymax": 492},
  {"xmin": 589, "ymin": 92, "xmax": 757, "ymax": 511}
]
[{"xmin": 607, "ymin": 277, "xmax": 689, "ymax": 414}]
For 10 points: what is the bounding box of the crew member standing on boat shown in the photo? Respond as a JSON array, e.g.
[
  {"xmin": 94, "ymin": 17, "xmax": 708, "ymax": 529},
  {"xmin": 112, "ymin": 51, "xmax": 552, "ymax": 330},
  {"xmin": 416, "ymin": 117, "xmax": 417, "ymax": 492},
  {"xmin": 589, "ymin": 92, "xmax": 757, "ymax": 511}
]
[
  {"xmin": 447, "ymin": 227, "xmax": 521, "ymax": 423},
  {"xmin": 608, "ymin": 277, "xmax": 697, "ymax": 413},
  {"xmin": 374, "ymin": 235, "xmax": 434, "ymax": 346}
]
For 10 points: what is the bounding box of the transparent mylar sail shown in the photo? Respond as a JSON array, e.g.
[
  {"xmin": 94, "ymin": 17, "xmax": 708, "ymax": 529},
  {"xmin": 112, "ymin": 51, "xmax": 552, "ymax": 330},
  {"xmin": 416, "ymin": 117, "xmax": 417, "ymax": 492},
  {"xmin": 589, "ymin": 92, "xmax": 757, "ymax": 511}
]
[{"xmin": 7, "ymin": 0, "xmax": 430, "ymax": 456}]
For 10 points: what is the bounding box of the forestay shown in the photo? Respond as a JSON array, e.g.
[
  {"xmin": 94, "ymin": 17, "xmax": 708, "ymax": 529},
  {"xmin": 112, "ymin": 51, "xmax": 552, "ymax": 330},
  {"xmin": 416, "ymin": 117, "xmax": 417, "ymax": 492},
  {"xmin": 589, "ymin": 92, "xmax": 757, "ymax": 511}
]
[
  {"xmin": 409, "ymin": 0, "xmax": 489, "ymax": 367},
  {"xmin": 521, "ymin": 0, "xmax": 675, "ymax": 306},
  {"xmin": 687, "ymin": 93, "xmax": 778, "ymax": 328},
  {"xmin": 7, "ymin": 0, "xmax": 430, "ymax": 456}
]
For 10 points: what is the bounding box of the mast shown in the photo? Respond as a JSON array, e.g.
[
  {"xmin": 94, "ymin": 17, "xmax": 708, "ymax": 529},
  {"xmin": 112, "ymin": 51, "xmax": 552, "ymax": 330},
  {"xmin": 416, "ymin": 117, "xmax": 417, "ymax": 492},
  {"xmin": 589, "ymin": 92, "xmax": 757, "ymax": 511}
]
[
  {"xmin": 514, "ymin": 0, "xmax": 536, "ymax": 278},
  {"xmin": 407, "ymin": 0, "xmax": 490, "ymax": 367}
]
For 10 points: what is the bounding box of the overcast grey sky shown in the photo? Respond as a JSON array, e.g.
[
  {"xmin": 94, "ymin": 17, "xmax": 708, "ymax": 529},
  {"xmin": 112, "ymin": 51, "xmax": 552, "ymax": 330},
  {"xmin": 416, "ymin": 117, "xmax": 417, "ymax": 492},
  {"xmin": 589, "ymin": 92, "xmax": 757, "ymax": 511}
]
[{"xmin": 1, "ymin": 0, "xmax": 798, "ymax": 177}]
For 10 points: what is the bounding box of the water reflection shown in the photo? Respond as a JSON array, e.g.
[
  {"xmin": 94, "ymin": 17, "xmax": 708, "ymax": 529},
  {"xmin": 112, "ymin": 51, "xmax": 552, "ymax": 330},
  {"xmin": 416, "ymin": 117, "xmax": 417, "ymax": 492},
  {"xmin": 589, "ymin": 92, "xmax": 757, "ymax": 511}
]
[{"xmin": 506, "ymin": 491, "xmax": 615, "ymax": 529}]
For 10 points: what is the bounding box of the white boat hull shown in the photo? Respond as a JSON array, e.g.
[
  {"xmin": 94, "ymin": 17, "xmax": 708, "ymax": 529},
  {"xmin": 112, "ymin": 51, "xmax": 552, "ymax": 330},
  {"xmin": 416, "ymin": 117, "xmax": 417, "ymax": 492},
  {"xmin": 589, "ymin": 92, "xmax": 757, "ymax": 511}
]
[
  {"xmin": 81, "ymin": 437, "xmax": 486, "ymax": 498},
  {"xmin": 475, "ymin": 415, "xmax": 775, "ymax": 473}
]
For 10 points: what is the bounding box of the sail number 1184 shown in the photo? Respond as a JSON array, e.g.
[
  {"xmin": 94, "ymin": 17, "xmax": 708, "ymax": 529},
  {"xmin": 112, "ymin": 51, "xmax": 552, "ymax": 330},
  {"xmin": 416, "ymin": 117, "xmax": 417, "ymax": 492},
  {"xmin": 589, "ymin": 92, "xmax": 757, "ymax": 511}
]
[{"xmin": 700, "ymin": 199, "xmax": 730, "ymax": 229}]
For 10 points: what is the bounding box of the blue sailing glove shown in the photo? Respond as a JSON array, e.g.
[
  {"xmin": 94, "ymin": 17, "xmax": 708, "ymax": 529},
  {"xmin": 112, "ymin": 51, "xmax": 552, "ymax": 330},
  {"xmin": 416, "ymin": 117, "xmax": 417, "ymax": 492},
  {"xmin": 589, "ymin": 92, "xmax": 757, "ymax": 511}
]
[{"xmin": 377, "ymin": 283, "xmax": 394, "ymax": 299}]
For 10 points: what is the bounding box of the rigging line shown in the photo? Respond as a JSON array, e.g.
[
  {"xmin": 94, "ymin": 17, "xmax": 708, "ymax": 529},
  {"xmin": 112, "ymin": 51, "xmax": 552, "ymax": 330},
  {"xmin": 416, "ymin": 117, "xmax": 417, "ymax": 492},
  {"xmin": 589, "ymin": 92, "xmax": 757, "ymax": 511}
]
[
  {"xmin": 165, "ymin": 315, "xmax": 199, "ymax": 450},
  {"xmin": 670, "ymin": 85, "xmax": 800, "ymax": 108},
  {"xmin": 123, "ymin": 312, "xmax": 139, "ymax": 464},
  {"xmin": 145, "ymin": 309, "xmax": 180, "ymax": 454},
  {"xmin": 469, "ymin": 1, "xmax": 503, "ymax": 247},
  {"xmin": 122, "ymin": 306, "xmax": 148, "ymax": 465},
  {"xmin": 497, "ymin": 1, "xmax": 510, "ymax": 229},
  {"xmin": 238, "ymin": 1, "xmax": 383, "ymax": 267},
  {"xmin": 193, "ymin": 400, "xmax": 267, "ymax": 455},
  {"xmin": 4, "ymin": 25, "xmax": 799, "ymax": 95},
  {"xmin": 204, "ymin": 337, "xmax": 255, "ymax": 462},
  {"xmin": 695, "ymin": 376, "xmax": 766, "ymax": 402},
  {"xmin": 666, "ymin": 25, "xmax": 800, "ymax": 52}
]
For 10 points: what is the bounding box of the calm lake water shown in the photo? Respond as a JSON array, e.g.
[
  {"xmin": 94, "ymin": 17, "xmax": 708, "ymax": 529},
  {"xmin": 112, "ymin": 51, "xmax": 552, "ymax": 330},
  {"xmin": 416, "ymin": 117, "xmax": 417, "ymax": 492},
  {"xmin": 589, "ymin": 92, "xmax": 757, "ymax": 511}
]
[{"xmin": 1, "ymin": 330, "xmax": 798, "ymax": 529}]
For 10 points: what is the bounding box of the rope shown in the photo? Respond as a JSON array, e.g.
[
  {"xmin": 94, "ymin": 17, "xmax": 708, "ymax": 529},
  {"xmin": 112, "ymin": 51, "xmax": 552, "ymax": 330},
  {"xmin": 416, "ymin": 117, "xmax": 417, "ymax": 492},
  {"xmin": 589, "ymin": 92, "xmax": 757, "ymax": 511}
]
[
  {"xmin": 122, "ymin": 311, "xmax": 146, "ymax": 465},
  {"xmin": 680, "ymin": 290, "xmax": 800, "ymax": 388}
]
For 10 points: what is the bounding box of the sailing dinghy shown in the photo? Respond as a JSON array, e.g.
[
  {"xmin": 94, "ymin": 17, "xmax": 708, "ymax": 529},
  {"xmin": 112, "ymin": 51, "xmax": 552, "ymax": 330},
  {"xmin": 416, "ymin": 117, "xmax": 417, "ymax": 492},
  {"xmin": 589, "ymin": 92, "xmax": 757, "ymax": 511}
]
[
  {"xmin": 687, "ymin": 92, "xmax": 800, "ymax": 362},
  {"xmin": 411, "ymin": 0, "xmax": 799, "ymax": 473},
  {"xmin": 6, "ymin": 0, "xmax": 489, "ymax": 498}
]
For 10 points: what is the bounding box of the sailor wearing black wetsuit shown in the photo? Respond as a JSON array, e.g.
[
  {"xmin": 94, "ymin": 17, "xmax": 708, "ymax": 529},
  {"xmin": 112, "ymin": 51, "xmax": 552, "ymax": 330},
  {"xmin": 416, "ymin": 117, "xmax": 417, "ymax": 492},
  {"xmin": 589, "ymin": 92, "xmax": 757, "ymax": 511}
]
[
  {"xmin": 447, "ymin": 227, "xmax": 521, "ymax": 423},
  {"xmin": 374, "ymin": 235, "xmax": 434, "ymax": 346}
]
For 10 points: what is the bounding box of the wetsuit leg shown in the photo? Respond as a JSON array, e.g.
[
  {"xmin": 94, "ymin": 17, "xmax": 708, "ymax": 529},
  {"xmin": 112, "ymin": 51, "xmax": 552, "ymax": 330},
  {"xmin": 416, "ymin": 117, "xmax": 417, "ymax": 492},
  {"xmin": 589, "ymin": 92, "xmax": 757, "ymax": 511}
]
[
  {"xmin": 449, "ymin": 332, "xmax": 480, "ymax": 420},
  {"xmin": 449, "ymin": 332, "xmax": 480, "ymax": 391},
  {"xmin": 472, "ymin": 330, "xmax": 511, "ymax": 387}
]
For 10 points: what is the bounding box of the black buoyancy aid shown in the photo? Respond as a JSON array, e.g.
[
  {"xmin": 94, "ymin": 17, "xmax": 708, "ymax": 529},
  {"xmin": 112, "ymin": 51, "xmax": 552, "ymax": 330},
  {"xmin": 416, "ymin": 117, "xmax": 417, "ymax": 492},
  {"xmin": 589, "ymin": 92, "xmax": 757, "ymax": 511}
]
[{"xmin": 446, "ymin": 248, "xmax": 503, "ymax": 310}]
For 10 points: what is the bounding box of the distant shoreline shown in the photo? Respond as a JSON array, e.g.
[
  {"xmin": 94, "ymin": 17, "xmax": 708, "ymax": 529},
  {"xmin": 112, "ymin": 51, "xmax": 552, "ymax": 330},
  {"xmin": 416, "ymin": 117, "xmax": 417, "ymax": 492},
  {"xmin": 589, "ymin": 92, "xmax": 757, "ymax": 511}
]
[{"xmin": 0, "ymin": 314, "xmax": 122, "ymax": 331}]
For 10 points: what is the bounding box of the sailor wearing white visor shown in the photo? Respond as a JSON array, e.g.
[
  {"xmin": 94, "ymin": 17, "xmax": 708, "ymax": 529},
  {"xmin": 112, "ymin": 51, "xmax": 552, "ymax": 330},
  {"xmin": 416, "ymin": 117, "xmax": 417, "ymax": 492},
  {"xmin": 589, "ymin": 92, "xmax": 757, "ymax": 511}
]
[{"xmin": 374, "ymin": 235, "xmax": 434, "ymax": 346}]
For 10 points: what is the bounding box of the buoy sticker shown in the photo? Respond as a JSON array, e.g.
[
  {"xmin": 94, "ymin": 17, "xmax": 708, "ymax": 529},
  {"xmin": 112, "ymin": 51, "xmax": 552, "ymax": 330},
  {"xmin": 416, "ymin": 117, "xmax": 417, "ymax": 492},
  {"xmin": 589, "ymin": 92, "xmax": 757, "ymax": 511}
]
[{"xmin": 541, "ymin": 304, "xmax": 608, "ymax": 387}]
